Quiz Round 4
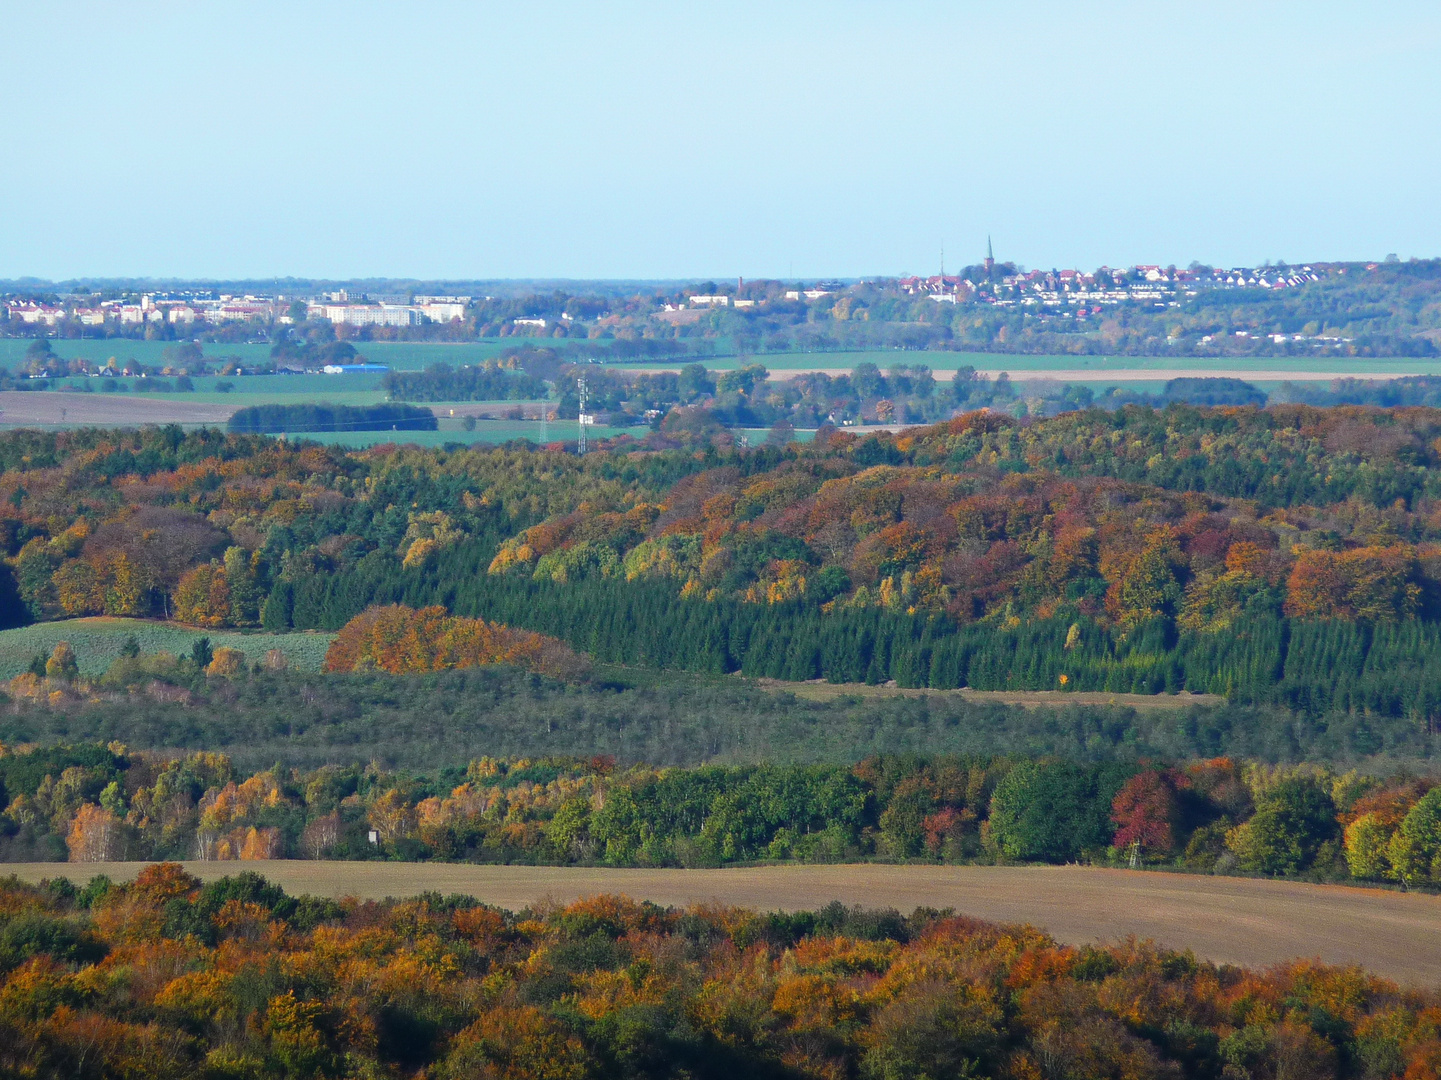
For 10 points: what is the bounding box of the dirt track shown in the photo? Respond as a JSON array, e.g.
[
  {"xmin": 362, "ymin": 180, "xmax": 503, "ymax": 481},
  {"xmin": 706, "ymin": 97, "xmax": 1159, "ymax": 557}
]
[
  {"xmin": 0, "ymin": 391, "xmax": 237, "ymax": 426},
  {"xmin": 754, "ymin": 679, "xmax": 1225, "ymax": 710},
  {"xmin": 10, "ymin": 862, "xmax": 1439, "ymax": 986}
]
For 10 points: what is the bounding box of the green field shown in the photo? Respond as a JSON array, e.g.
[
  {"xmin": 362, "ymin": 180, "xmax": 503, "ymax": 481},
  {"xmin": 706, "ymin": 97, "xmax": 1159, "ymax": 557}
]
[
  {"xmin": 360, "ymin": 341, "xmax": 524, "ymax": 370},
  {"xmin": 0, "ymin": 338, "xmax": 517, "ymax": 377},
  {"xmin": 129, "ymin": 389, "xmax": 389, "ymax": 408},
  {"xmin": 0, "ymin": 618, "xmax": 335, "ymax": 678},
  {"xmin": 299, "ymin": 418, "xmax": 638, "ymax": 448},
  {"xmin": 0, "ymin": 339, "xmax": 275, "ymax": 369},
  {"xmin": 605, "ymin": 349, "xmax": 1441, "ymax": 376}
]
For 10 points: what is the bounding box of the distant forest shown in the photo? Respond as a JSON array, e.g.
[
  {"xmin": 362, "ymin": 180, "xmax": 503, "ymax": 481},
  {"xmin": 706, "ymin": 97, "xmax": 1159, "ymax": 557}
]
[{"xmin": 5, "ymin": 402, "xmax": 1441, "ymax": 723}]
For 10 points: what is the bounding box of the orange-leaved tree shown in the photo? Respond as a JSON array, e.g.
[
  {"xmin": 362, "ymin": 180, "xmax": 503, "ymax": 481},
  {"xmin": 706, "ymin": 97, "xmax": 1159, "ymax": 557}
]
[{"xmin": 324, "ymin": 605, "xmax": 589, "ymax": 680}]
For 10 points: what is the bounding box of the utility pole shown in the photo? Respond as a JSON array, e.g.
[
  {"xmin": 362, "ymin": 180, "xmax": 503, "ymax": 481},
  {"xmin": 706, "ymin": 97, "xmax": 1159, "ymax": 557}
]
[{"xmin": 577, "ymin": 374, "xmax": 588, "ymax": 454}]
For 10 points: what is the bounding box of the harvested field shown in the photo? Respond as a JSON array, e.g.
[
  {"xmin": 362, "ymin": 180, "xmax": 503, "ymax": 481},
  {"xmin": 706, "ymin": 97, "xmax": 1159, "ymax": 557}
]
[
  {"xmin": 752, "ymin": 678, "xmax": 1225, "ymax": 710},
  {"xmin": 0, "ymin": 390, "xmax": 236, "ymax": 427},
  {"xmin": 11, "ymin": 862, "xmax": 1439, "ymax": 986}
]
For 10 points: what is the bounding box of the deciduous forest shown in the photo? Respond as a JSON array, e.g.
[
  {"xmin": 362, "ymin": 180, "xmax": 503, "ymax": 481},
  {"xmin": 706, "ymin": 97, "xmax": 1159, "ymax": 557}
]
[
  {"xmin": 6, "ymin": 405, "xmax": 1441, "ymax": 713},
  {"xmin": 0, "ymin": 864, "xmax": 1437, "ymax": 1078},
  {"xmin": 2, "ymin": 738, "xmax": 1438, "ymax": 888}
]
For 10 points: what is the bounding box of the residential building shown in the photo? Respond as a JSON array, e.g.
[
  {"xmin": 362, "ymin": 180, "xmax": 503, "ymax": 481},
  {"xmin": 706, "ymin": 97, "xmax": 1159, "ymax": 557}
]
[
  {"xmin": 418, "ymin": 302, "xmax": 467, "ymax": 322},
  {"xmin": 7, "ymin": 302, "xmax": 65, "ymax": 325},
  {"xmin": 312, "ymin": 304, "xmax": 417, "ymax": 327}
]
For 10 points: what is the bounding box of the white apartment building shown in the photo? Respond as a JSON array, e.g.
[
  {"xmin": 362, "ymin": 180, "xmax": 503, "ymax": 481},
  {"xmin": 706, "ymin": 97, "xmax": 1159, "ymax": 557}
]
[
  {"xmin": 689, "ymin": 295, "xmax": 730, "ymax": 307},
  {"xmin": 7, "ymin": 303, "xmax": 65, "ymax": 325},
  {"xmin": 418, "ymin": 302, "xmax": 467, "ymax": 322},
  {"xmin": 312, "ymin": 304, "xmax": 419, "ymax": 327}
]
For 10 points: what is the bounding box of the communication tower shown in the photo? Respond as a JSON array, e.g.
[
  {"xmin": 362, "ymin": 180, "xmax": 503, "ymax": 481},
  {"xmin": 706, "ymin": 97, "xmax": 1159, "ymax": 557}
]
[{"xmin": 577, "ymin": 374, "xmax": 588, "ymax": 454}]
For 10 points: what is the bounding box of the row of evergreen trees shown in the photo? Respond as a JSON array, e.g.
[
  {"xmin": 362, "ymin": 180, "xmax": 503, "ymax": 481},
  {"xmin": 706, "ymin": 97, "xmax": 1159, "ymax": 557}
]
[
  {"xmin": 227, "ymin": 403, "xmax": 436, "ymax": 434},
  {"xmin": 268, "ymin": 540, "xmax": 1441, "ymax": 721}
]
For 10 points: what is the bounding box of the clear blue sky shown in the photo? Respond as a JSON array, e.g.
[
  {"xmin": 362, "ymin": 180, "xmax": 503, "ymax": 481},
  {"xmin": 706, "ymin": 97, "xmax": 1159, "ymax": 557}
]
[{"xmin": 3, "ymin": 1, "xmax": 1438, "ymax": 280}]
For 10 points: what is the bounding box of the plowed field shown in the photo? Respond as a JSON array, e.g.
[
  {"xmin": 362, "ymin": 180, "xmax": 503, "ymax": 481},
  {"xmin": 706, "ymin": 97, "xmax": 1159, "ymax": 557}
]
[{"xmin": 10, "ymin": 862, "xmax": 1439, "ymax": 986}]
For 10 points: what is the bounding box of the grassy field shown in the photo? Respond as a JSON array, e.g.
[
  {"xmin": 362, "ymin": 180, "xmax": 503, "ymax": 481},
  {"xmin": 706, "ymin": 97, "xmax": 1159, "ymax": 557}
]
[
  {"xmin": 0, "ymin": 339, "xmax": 518, "ymax": 380},
  {"xmin": 7, "ymin": 861, "xmax": 1438, "ymax": 985},
  {"xmin": 129, "ymin": 388, "xmax": 387, "ymax": 408},
  {"xmin": 0, "ymin": 339, "xmax": 275, "ymax": 369},
  {"xmin": 0, "ymin": 618, "xmax": 334, "ymax": 677},
  {"xmin": 611, "ymin": 349, "xmax": 1441, "ymax": 377},
  {"xmin": 300, "ymin": 418, "xmax": 638, "ymax": 448}
]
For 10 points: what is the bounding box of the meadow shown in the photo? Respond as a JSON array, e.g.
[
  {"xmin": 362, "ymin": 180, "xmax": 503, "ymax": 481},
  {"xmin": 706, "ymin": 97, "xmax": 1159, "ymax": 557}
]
[
  {"xmin": 297, "ymin": 419, "xmax": 637, "ymax": 448},
  {"xmin": 0, "ymin": 617, "xmax": 334, "ymax": 677},
  {"xmin": 609, "ymin": 347, "xmax": 1441, "ymax": 379},
  {"xmin": 0, "ymin": 337, "xmax": 514, "ymax": 373}
]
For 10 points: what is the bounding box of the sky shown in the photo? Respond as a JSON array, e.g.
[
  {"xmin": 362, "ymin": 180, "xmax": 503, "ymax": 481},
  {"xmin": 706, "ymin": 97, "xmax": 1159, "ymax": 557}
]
[{"xmin": 2, "ymin": 1, "xmax": 1439, "ymax": 281}]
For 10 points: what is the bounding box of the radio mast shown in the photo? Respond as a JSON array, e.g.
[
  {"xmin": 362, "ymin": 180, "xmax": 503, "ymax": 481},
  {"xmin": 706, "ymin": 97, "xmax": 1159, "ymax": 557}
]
[{"xmin": 577, "ymin": 374, "xmax": 588, "ymax": 454}]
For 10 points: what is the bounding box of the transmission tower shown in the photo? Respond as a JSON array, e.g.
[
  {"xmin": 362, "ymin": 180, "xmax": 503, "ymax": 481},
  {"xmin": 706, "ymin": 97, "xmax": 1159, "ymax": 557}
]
[{"xmin": 577, "ymin": 374, "xmax": 588, "ymax": 454}]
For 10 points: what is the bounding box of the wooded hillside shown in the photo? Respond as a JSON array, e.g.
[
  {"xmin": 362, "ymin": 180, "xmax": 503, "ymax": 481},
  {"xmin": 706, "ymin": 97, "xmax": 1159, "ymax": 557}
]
[{"xmin": 4, "ymin": 405, "xmax": 1441, "ymax": 712}]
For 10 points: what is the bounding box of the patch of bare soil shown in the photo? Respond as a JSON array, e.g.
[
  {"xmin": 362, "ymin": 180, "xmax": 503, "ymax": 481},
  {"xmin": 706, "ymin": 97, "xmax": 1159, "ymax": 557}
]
[{"xmin": 0, "ymin": 391, "xmax": 237, "ymax": 426}]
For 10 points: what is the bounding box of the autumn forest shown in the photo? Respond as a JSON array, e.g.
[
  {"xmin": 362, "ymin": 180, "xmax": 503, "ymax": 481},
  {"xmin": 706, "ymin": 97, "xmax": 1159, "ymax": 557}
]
[{"xmin": 1, "ymin": 405, "xmax": 1441, "ymax": 1074}]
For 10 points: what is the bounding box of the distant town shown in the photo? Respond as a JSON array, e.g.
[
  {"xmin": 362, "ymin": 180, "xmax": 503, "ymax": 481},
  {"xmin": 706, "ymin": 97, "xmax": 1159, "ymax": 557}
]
[
  {"xmin": 1, "ymin": 254, "xmax": 1436, "ymax": 361},
  {"xmin": 4, "ymin": 291, "xmax": 472, "ymax": 331}
]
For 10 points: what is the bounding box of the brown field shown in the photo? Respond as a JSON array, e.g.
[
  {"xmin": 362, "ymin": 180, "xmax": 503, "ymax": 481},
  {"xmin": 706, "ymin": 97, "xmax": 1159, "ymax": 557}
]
[
  {"xmin": 752, "ymin": 678, "xmax": 1225, "ymax": 710},
  {"xmin": 9, "ymin": 862, "xmax": 1439, "ymax": 986},
  {"xmin": 0, "ymin": 391, "xmax": 237, "ymax": 427}
]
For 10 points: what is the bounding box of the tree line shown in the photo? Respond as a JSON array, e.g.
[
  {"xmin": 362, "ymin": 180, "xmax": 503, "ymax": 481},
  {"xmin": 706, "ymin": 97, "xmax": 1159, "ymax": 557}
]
[
  {"xmin": 226, "ymin": 402, "xmax": 437, "ymax": 434},
  {"xmin": 6, "ymin": 736, "xmax": 1438, "ymax": 890},
  {"xmin": 382, "ymin": 360, "xmax": 547, "ymax": 402}
]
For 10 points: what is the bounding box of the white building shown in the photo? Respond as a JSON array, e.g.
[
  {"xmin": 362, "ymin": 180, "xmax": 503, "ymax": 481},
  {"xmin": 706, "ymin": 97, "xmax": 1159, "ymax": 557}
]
[
  {"xmin": 689, "ymin": 295, "xmax": 729, "ymax": 307},
  {"xmin": 314, "ymin": 304, "xmax": 418, "ymax": 327},
  {"xmin": 7, "ymin": 303, "xmax": 65, "ymax": 325},
  {"xmin": 209, "ymin": 300, "xmax": 275, "ymax": 322},
  {"xmin": 418, "ymin": 302, "xmax": 467, "ymax": 322}
]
